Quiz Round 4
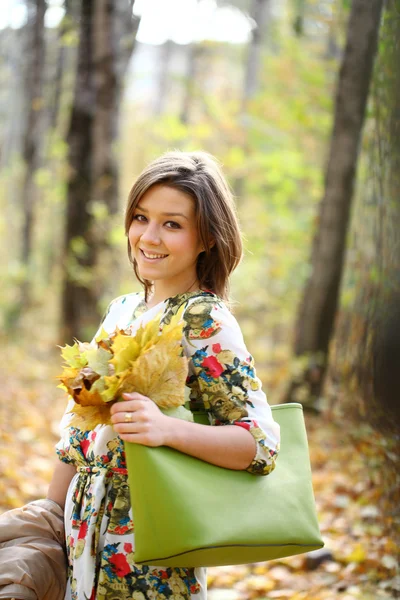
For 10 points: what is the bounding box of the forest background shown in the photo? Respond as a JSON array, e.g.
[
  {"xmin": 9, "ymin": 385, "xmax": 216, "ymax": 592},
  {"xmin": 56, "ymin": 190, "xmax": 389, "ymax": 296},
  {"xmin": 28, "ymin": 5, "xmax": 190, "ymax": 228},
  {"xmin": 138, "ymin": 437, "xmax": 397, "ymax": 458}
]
[{"xmin": 0, "ymin": 1, "xmax": 399, "ymax": 599}]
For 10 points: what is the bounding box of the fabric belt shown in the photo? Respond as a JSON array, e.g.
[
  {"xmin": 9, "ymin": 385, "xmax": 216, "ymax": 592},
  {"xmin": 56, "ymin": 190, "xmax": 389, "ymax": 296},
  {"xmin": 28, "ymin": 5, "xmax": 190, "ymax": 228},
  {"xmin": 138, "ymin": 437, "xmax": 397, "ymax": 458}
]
[{"xmin": 77, "ymin": 465, "xmax": 128, "ymax": 476}]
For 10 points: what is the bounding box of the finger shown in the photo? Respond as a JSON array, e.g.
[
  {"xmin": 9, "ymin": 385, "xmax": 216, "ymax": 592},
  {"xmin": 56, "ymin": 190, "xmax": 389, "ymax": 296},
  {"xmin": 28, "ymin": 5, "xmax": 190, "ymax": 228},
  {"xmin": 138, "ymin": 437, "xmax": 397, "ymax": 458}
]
[
  {"xmin": 110, "ymin": 399, "xmax": 142, "ymax": 416},
  {"xmin": 110, "ymin": 406, "xmax": 143, "ymax": 424},
  {"xmin": 110, "ymin": 394, "xmax": 149, "ymax": 415},
  {"xmin": 113, "ymin": 421, "xmax": 149, "ymax": 434},
  {"xmin": 121, "ymin": 392, "xmax": 148, "ymax": 402}
]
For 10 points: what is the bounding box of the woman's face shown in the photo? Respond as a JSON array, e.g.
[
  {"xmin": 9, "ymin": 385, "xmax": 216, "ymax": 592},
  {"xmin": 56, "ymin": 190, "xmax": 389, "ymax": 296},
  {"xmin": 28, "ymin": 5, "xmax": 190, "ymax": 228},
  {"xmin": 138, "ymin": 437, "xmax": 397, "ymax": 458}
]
[{"xmin": 128, "ymin": 184, "xmax": 204, "ymax": 292}]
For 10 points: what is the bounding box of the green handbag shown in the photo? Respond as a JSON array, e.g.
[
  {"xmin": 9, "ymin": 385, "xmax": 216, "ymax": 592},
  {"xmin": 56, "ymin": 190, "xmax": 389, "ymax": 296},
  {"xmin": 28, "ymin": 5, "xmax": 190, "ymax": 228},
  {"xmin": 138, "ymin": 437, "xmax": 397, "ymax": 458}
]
[{"xmin": 125, "ymin": 402, "xmax": 324, "ymax": 567}]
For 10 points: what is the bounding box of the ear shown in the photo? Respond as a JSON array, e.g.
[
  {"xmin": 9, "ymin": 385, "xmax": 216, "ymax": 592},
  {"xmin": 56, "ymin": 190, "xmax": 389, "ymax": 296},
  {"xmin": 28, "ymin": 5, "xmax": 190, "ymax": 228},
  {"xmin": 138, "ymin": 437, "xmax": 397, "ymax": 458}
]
[
  {"xmin": 199, "ymin": 239, "xmax": 215, "ymax": 253},
  {"xmin": 199, "ymin": 236, "xmax": 215, "ymax": 253}
]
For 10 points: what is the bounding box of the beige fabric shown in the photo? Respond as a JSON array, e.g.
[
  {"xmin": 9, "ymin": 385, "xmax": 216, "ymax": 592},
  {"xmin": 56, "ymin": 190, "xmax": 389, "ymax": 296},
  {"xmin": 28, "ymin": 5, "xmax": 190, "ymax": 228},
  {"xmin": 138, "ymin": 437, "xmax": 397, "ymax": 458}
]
[
  {"xmin": 0, "ymin": 582, "xmax": 37, "ymax": 599},
  {"xmin": 0, "ymin": 499, "xmax": 67, "ymax": 600}
]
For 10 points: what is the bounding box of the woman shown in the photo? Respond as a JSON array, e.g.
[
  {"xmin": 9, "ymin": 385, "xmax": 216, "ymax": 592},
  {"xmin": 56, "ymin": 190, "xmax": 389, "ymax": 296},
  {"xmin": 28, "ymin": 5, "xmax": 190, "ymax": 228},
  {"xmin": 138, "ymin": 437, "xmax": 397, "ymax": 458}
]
[{"xmin": 4, "ymin": 151, "xmax": 281, "ymax": 600}]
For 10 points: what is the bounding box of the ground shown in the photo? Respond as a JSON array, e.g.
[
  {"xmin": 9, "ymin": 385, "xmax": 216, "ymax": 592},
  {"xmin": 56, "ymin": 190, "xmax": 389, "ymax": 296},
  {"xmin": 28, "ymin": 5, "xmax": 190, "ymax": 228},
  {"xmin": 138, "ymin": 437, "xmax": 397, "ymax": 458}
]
[{"xmin": 0, "ymin": 338, "xmax": 399, "ymax": 599}]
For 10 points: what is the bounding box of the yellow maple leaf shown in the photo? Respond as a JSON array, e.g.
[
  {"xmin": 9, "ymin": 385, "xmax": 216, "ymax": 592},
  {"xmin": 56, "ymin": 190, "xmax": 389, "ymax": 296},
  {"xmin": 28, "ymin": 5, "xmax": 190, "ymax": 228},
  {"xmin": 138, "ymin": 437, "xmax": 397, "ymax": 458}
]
[
  {"xmin": 344, "ymin": 542, "xmax": 367, "ymax": 564},
  {"xmin": 59, "ymin": 305, "xmax": 189, "ymax": 429},
  {"xmin": 60, "ymin": 342, "xmax": 87, "ymax": 369},
  {"xmin": 109, "ymin": 331, "xmax": 141, "ymax": 372},
  {"xmin": 126, "ymin": 345, "xmax": 188, "ymax": 408},
  {"xmin": 57, "ymin": 366, "xmax": 80, "ymax": 385},
  {"xmin": 101, "ymin": 374, "xmax": 123, "ymax": 403},
  {"xmin": 68, "ymin": 402, "xmax": 113, "ymax": 429},
  {"xmin": 95, "ymin": 326, "xmax": 109, "ymax": 344},
  {"xmin": 102, "ymin": 305, "xmax": 188, "ymax": 407},
  {"xmin": 133, "ymin": 314, "xmax": 161, "ymax": 351}
]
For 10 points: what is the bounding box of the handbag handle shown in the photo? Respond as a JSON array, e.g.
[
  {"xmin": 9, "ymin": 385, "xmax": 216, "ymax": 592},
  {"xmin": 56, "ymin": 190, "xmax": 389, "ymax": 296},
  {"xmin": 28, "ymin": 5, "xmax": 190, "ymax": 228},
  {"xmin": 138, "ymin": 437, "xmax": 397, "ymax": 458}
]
[{"xmin": 185, "ymin": 400, "xmax": 303, "ymax": 426}]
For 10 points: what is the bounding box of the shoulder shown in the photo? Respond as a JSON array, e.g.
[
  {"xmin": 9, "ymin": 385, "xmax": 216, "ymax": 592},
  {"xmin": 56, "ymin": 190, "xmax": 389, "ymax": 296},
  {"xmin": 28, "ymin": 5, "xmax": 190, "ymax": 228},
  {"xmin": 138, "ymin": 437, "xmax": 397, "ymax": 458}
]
[
  {"xmin": 182, "ymin": 292, "xmax": 241, "ymax": 341},
  {"xmin": 99, "ymin": 292, "xmax": 143, "ymax": 330}
]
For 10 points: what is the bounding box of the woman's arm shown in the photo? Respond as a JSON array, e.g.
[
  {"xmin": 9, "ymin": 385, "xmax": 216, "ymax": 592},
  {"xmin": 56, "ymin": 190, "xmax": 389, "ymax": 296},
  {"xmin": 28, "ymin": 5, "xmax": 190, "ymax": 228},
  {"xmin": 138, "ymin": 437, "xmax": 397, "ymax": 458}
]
[
  {"xmin": 112, "ymin": 296, "xmax": 280, "ymax": 474},
  {"xmin": 165, "ymin": 417, "xmax": 257, "ymax": 469},
  {"xmin": 47, "ymin": 460, "xmax": 77, "ymax": 510},
  {"xmin": 111, "ymin": 394, "xmax": 256, "ymax": 470}
]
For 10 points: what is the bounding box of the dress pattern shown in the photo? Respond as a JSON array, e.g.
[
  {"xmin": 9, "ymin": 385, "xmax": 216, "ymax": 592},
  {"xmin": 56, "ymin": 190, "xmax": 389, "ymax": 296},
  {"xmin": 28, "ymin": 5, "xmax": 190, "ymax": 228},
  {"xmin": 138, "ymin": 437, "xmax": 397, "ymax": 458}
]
[{"xmin": 56, "ymin": 290, "xmax": 281, "ymax": 599}]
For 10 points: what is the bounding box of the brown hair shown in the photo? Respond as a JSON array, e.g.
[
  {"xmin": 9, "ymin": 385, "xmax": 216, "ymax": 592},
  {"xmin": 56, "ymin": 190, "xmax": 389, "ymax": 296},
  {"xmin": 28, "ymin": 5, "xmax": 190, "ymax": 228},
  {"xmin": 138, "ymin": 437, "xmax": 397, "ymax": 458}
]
[{"xmin": 125, "ymin": 151, "xmax": 243, "ymax": 302}]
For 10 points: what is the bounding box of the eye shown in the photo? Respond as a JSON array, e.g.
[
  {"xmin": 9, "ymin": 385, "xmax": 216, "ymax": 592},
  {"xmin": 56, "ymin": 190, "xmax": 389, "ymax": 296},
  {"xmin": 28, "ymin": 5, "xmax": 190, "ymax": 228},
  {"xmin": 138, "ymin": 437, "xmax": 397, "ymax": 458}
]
[
  {"xmin": 165, "ymin": 221, "xmax": 181, "ymax": 229},
  {"xmin": 133, "ymin": 214, "xmax": 147, "ymax": 223}
]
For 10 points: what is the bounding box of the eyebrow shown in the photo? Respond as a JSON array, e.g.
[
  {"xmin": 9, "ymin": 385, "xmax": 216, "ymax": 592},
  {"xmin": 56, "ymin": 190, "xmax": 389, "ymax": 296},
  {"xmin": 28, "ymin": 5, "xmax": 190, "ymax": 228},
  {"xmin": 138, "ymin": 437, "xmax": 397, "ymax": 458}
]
[{"xmin": 136, "ymin": 204, "xmax": 189, "ymax": 220}]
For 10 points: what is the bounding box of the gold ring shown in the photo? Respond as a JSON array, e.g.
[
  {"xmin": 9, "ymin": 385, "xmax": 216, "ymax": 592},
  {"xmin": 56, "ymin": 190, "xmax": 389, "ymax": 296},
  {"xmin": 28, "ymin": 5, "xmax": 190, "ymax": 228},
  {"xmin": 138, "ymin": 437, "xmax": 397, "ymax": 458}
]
[{"xmin": 124, "ymin": 412, "xmax": 133, "ymax": 423}]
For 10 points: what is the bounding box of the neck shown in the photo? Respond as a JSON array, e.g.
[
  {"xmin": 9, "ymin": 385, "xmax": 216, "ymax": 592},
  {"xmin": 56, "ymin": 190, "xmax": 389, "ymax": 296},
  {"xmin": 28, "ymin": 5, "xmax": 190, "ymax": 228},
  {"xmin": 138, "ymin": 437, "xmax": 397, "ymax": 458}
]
[{"xmin": 146, "ymin": 278, "xmax": 200, "ymax": 308}]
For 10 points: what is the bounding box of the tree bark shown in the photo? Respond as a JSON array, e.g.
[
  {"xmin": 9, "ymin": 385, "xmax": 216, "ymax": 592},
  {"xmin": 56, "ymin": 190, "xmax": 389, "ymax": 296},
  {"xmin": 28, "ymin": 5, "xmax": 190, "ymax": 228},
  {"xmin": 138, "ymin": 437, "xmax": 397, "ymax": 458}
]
[
  {"xmin": 20, "ymin": 0, "xmax": 46, "ymax": 300},
  {"xmin": 61, "ymin": 0, "xmax": 139, "ymax": 342},
  {"xmin": 293, "ymin": 0, "xmax": 305, "ymax": 36},
  {"xmin": 180, "ymin": 43, "xmax": 203, "ymax": 125},
  {"xmin": 283, "ymin": 0, "xmax": 384, "ymax": 405},
  {"xmin": 154, "ymin": 40, "xmax": 174, "ymax": 116},
  {"xmin": 62, "ymin": 0, "xmax": 94, "ymax": 341},
  {"xmin": 370, "ymin": 2, "xmax": 400, "ymax": 431},
  {"xmin": 49, "ymin": 0, "xmax": 76, "ymax": 131},
  {"xmin": 344, "ymin": 0, "xmax": 399, "ymax": 432},
  {"xmin": 234, "ymin": 0, "xmax": 270, "ymax": 199},
  {"xmin": 242, "ymin": 0, "xmax": 270, "ymax": 108}
]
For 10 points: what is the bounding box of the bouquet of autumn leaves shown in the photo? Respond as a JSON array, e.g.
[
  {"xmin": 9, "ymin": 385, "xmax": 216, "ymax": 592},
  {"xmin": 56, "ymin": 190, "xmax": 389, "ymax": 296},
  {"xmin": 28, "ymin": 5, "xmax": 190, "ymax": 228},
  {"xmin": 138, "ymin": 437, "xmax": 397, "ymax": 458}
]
[{"xmin": 57, "ymin": 307, "xmax": 193, "ymax": 430}]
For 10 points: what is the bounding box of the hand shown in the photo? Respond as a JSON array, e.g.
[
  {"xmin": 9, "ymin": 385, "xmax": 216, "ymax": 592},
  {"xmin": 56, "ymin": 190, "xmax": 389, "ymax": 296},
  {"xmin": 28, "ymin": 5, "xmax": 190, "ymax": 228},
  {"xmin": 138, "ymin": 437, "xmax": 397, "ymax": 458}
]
[{"xmin": 110, "ymin": 392, "xmax": 171, "ymax": 447}]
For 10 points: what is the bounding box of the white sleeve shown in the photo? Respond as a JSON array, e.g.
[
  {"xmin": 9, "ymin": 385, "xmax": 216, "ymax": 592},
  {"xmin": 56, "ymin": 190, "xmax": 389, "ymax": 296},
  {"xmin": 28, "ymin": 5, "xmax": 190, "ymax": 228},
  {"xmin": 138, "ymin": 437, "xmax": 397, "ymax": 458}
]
[{"xmin": 182, "ymin": 297, "xmax": 280, "ymax": 475}]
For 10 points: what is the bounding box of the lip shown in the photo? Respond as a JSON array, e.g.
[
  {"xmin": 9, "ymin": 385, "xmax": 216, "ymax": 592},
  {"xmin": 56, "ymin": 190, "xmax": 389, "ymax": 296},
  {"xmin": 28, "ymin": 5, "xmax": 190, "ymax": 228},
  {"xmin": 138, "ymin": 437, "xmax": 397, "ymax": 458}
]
[{"xmin": 139, "ymin": 248, "xmax": 169, "ymax": 261}]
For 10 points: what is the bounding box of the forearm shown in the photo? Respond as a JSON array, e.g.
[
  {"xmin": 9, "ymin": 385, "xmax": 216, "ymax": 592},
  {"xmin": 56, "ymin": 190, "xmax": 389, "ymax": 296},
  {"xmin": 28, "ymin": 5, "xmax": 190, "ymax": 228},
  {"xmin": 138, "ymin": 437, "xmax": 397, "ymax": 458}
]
[
  {"xmin": 111, "ymin": 394, "xmax": 257, "ymax": 470},
  {"xmin": 47, "ymin": 460, "xmax": 77, "ymax": 510},
  {"xmin": 164, "ymin": 418, "xmax": 257, "ymax": 470}
]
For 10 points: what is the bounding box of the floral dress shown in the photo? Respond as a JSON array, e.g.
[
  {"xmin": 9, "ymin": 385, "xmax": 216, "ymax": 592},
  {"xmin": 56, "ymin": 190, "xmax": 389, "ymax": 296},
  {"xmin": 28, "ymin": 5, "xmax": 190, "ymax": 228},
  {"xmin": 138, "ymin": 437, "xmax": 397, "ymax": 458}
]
[{"xmin": 56, "ymin": 290, "xmax": 281, "ymax": 600}]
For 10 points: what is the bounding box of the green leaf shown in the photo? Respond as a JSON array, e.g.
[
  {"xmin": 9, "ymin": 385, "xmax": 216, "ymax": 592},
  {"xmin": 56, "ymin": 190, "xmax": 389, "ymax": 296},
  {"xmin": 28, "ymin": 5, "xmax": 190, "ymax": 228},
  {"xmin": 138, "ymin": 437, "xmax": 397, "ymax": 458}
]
[
  {"xmin": 60, "ymin": 342, "xmax": 88, "ymax": 369},
  {"xmin": 85, "ymin": 346, "xmax": 112, "ymax": 377}
]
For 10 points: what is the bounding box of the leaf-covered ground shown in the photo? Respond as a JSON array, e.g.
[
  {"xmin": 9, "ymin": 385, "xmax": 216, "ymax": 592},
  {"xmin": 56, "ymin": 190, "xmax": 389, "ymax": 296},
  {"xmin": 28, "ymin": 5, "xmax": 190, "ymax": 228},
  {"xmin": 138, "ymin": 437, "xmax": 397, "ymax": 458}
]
[{"xmin": 0, "ymin": 336, "xmax": 399, "ymax": 599}]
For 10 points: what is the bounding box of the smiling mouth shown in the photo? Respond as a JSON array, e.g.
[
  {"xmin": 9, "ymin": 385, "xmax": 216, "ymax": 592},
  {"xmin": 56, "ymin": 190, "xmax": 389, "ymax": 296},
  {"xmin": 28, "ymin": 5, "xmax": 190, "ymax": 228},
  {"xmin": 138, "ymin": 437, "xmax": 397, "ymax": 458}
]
[{"xmin": 140, "ymin": 249, "xmax": 169, "ymax": 260}]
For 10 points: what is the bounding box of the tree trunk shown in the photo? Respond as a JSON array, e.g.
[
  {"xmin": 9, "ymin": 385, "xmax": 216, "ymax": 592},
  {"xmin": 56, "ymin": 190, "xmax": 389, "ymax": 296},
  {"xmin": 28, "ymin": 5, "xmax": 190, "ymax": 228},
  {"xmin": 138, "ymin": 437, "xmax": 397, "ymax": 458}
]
[
  {"xmin": 331, "ymin": 0, "xmax": 400, "ymax": 432},
  {"xmin": 242, "ymin": 0, "xmax": 270, "ymax": 108},
  {"xmin": 293, "ymin": 0, "xmax": 305, "ymax": 36},
  {"xmin": 370, "ymin": 4, "xmax": 400, "ymax": 431},
  {"xmin": 20, "ymin": 0, "xmax": 46, "ymax": 304},
  {"xmin": 92, "ymin": 0, "xmax": 120, "ymax": 217},
  {"xmin": 283, "ymin": 0, "xmax": 384, "ymax": 406},
  {"xmin": 61, "ymin": 0, "xmax": 138, "ymax": 342},
  {"xmin": 49, "ymin": 0, "xmax": 77, "ymax": 131},
  {"xmin": 180, "ymin": 43, "xmax": 203, "ymax": 125},
  {"xmin": 234, "ymin": 0, "xmax": 270, "ymax": 200},
  {"xmin": 0, "ymin": 27, "xmax": 27, "ymax": 168},
  {"xmin": 154, "ymin": 40, "xmax": 173, "ymax": 116}
]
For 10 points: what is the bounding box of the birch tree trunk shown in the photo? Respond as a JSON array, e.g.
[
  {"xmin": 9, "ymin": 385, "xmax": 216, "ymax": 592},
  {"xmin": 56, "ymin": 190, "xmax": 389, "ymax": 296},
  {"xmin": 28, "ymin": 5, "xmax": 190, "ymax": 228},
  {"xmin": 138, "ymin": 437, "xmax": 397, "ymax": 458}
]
[
  {"xmin": 234, "ymin": 0, "xmax": 270, "ymax": 199},
  {"xmin": 20, "ymin": 0, "xmax": 46, "ymax": 305},
  {"xmin": 154, "ymin": 40, "xmax": 173, "ymax": 116},
  {"xmin": 61, "ymin": 0, "xmax": 139, "ymax": 341},
  {"xmin": 180, "ymin": 43, "xmax": 203, "ymax": 125},
  {"xmin": 242, "ymin": 0, "xmax": 270, "ymax": 108},
  {"xmin": 283, "ymin": 0, "xmax": 384, "ymax": 406}
]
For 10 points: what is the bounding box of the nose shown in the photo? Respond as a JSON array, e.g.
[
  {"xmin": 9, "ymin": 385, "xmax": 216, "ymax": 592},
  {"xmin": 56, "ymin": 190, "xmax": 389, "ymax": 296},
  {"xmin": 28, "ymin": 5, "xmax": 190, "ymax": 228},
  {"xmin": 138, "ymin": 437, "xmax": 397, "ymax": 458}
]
[{"xmin": 140, "ymin": 222, "xmax": 161, "ymax": 245}]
